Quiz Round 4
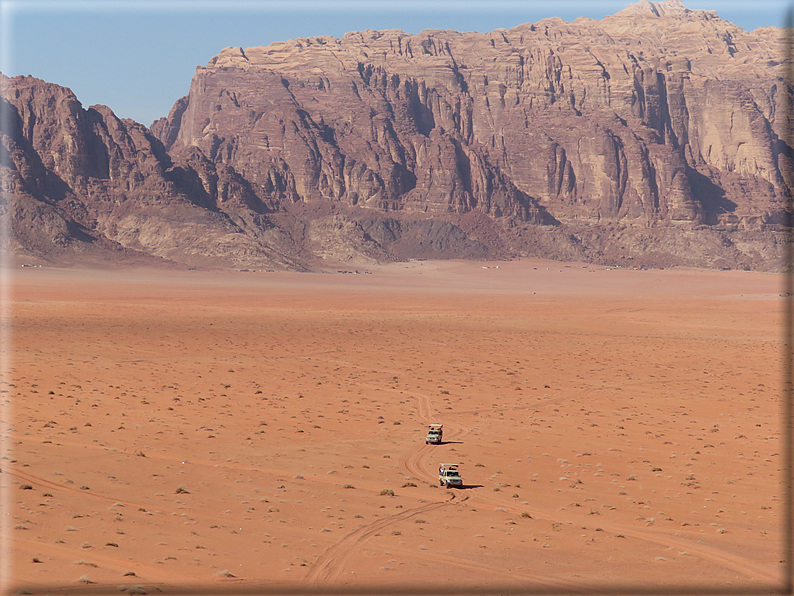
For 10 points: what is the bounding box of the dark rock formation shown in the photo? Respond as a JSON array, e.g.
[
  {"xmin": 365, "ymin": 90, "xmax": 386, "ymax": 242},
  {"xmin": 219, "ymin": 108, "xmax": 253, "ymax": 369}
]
[{"xmin": 2, "ymin": 0, "xmax": 790, "ymax": 270}]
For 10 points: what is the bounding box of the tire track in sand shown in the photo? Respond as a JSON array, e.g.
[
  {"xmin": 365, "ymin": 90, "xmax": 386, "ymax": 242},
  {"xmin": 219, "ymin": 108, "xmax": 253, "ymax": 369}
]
[
  {"xmin": 305, "ymin": 384, "xmax": 479, "ymax": 585},
  {"xmin": 465, "ymin": 489, "xmax": 779, "ymax": 584},
  {"xmin": 305, "ymin": 493, "xmax": 463, "ymax": 585},
  {"xmin": 397, "ymin": 388, "xmax": 468, "ymax": 486},
  {"xmin": 375, "ymin": 542, "xmax": 600, "ymax": 591},
  {"xmin": 295, "ymin": 356, "xmax": 776, "ymax": 584}
]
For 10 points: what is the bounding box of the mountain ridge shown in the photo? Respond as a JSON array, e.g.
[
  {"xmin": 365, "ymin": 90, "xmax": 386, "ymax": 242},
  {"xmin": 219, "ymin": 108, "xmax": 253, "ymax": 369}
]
[{"xmin": 2, "ymin": 0, "xmax": 790, "ymax": 270}]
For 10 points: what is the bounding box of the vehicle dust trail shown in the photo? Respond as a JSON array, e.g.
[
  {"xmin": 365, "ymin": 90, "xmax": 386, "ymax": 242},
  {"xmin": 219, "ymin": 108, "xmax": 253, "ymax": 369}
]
[{"xmin": 304, "ymin": 493, "xmax": 462, "ymax": 585}]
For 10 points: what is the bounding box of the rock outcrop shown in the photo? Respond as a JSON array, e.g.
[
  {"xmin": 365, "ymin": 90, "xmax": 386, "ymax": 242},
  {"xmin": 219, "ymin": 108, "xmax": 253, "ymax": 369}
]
[
  {"xmin": 3, "ymin": 0, "xmax": 790, "ymax": 270},
  {"xmin": 1, "ymin": 74, "xmax": 306, "ymax": 268}
]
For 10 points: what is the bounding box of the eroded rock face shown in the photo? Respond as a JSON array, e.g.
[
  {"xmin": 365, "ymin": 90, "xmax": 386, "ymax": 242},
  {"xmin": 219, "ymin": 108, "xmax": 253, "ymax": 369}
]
[
  {"xmin": 161, "ymin": 0, "xmax": 789, "ymax": 232},
  {"xmin": 2, "ymin": 0, "xmax": 790, "ymax": 270},
  {"xmin": 1, "ymin": 74, "xmax": 305, "ymax": 268}
]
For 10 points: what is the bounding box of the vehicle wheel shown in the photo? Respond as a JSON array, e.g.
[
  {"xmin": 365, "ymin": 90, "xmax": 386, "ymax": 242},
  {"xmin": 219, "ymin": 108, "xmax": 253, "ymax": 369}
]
[{"xmin": 439, "ymin": 480, "xmax": 443, "ymax": 486}]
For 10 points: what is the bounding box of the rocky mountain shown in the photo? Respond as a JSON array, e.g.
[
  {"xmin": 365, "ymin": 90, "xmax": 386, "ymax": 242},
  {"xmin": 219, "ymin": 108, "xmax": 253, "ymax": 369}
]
[{"xmin": 2, "ymin": 0, "xmax": 791, "ymax": 270}]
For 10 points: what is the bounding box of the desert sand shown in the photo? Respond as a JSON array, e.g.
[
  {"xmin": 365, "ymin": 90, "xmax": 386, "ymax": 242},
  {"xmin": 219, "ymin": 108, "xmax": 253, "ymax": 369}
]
[{"xmin": 2, "ymin": 260, "xmax": 786, "ymax": 593}]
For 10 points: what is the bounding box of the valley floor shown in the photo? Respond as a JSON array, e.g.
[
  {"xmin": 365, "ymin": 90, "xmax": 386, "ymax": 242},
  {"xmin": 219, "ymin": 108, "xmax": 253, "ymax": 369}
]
[{"xmin": 2, "ymin": 259, "xmax": 786, "ymax": 593}]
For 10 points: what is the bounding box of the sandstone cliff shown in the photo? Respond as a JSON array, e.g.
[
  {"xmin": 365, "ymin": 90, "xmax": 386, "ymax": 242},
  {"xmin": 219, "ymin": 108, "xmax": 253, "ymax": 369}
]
[
  {"xmin": 1, "ymin": 74, "xmax": 307, "ymax": 268},
  {"xmin": 3, "ymin": 0, "xmax": 790, "ymax": 270}
]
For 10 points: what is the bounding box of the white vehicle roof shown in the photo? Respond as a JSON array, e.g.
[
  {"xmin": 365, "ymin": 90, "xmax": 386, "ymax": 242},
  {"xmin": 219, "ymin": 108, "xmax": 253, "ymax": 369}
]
[
  {"xmin": 440, "ymin": 463, "xmax": 459, "ymax": 467},
  {"xmin": 428, "ymin": 424, "xmax": 443, "ymax": 428}
]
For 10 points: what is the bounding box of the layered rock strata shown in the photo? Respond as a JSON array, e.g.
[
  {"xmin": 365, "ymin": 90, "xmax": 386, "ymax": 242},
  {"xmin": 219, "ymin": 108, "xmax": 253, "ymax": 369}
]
[{"xmin": 3, "ymin": 0, "xmax": 790, "ymax": 270}]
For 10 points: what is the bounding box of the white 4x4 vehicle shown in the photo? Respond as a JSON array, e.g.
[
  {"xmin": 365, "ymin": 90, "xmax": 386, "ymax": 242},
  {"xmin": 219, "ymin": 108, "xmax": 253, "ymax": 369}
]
[
  {"xmin": 438, "ymin": 463, "xmax": 463, "ymax": 488},
  {"xmin": 426, "ymin": 424, "xmax": 443, "ymax": 444}
]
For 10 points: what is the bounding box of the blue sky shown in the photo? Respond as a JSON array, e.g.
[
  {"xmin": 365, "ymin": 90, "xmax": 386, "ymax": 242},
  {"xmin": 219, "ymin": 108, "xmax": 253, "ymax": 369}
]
[{"xmin": 1, "ymin": 0, "xmax": 789, "ymax": 127}]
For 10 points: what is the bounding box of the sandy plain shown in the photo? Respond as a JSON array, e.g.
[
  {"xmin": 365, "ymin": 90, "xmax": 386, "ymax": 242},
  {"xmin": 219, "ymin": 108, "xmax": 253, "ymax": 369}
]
[{"xmin": 2, "ymin": 259, "xmax": 786, "ymax": 594}]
